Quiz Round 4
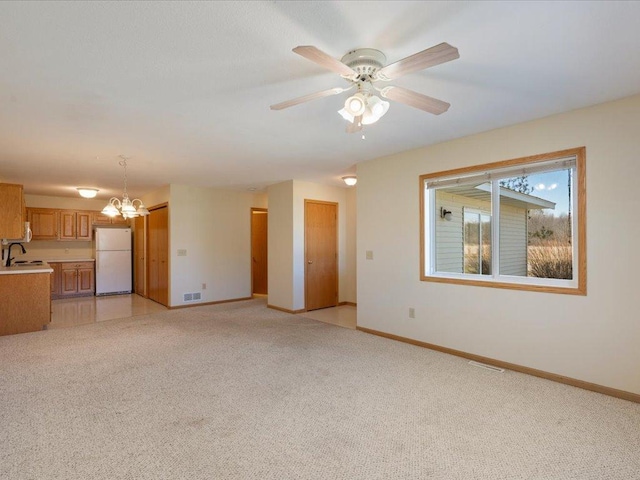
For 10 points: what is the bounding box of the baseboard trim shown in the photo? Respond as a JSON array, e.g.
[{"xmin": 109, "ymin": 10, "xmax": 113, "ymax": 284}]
[
  {"xmin": 170, "ymin": 296, "xmax": 252, "ymax": 310},
  {"xmin": 356, "ymin": 326, "xmax": 640, "ymax": 404},
  {"xmin": 267, "ymin": 304, "xmax": 306, "ymax": 314},
  {"xmin": 338, "ymin": 301, "xmax": 357, "ymax": 307}
]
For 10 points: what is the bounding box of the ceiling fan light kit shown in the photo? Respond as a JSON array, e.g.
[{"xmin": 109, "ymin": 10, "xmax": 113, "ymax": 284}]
[{"xmin": 271, "ymin": 42, "xmax": 459, "ymax": 133}]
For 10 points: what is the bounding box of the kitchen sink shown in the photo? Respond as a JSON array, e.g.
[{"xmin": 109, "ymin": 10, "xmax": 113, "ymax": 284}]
[{"xmin": 13, "ymin": 260, "xmax": 44, "ymax": 266}]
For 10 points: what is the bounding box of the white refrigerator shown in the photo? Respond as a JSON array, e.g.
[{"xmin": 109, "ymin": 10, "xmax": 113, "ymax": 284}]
[{"xmin": 94, "ymin": 227, "xmax": 132, "ymax": 296}]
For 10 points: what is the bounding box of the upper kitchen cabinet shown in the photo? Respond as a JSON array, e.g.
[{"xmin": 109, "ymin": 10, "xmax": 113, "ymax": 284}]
[
  {"xmin": 27, "ymin": 208, "xmax": 59, "ymax": 240},
  {"xmin": 0, "ymin": 183, "xmax": 26, "ymax": 239},
  {"xmin": 59, "ymin": 211, "xmax": 92, "ymax": 241},
  {"xmin": 92, "ymin": 212, "xmax": 130, "ymax": 226}
]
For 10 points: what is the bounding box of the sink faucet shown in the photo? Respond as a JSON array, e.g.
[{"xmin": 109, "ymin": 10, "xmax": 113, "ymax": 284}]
[{"xmin": 5, "ymin": 242, "xmax": 26, "ymax": 267}]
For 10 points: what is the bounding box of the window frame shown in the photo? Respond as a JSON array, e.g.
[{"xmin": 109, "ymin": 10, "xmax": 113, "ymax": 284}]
[{"xmin": 419, "ymin": 147, "xmax": 586, "ymax": 295}]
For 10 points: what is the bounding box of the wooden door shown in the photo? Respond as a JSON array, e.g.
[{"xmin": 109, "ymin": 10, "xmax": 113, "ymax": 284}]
[
  {"xmin": 147, "ymin": 206, "xmax": 169, "ymax": 306},
  {"xmin": 304, "ymin": 200, "xmax": 338, "ymax": 311},
  {"xmin": 59, "ymin": 211, "xmax": 76, "ymax": 240},
  {"xmin": 76, "ymin": 212, "xmax": 92, "ymax": 240},
  {"xmin": 0, "ymin": 183, "xmax": 25, "ymax": 239},
  {"xmin": 28, "ymin": 208, "xmax": 58, "ymax": 240},
  {"xmin": 77, "ymin": 266, "xmax": 95, "ymax": 294},
  {"xmin": 251, "ymin": 209, "xmax": 268, "ymax": 295},
  {"xmin": 50, "ymin": 263, "xmax": 61, "ymax": 297},
  {"xmin": 60, "ymin": 267, "xmax": 78, "ymax": 295},
  {"xmin": 133, "ymin": 215, "xmax": 146, "ymax": 296}
]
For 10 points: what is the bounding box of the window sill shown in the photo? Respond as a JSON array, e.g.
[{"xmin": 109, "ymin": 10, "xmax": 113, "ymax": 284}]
[{"xmin": 421, "ymin": 274, "xmax": 586, "ymax": 296}]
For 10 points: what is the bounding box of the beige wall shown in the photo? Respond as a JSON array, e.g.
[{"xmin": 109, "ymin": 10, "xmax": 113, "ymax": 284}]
[
  {"xmin": 168, "ymin": 184, "xmax": 265, "ymax": 307},
  {"xmin": 268, "ymin": 180, "xmax": 356, "ymax": 311},
  {"xmin": 267, "ymin": 181, "xmax": 295, "ymax": 309},
  {"xmin": 357, "ymin": 93, "xmax": 640, "ymax": 395}
]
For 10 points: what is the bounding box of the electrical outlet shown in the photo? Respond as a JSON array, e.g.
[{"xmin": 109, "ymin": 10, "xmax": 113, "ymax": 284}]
[
  {"xmin": 366, "ymin": 250, "xmax": 373, "ymax": 260},
  {"xmin": 409, "ymin": 307, "xmax": 415, "ymax": 319},
  {"xmin": 202, "ymin": 283, "xmax": 206, "ymax": 290}
]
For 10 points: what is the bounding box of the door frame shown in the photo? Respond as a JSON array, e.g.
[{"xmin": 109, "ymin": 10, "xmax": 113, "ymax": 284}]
[
  {"xmin": 304, "ymin": 199, "xmax": 339, "ymax": 311},
  {"xmin": 250, "ymin": 207, "xmax": 268, "ymax": 296}
]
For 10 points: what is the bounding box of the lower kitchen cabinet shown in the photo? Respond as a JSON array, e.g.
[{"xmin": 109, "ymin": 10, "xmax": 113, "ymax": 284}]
[{"xmin": 50, "ymin": 261, "xmax": 95, "ymax": 299}]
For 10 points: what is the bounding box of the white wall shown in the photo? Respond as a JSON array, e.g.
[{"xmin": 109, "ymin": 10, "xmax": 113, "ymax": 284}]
[
  {"xmin": 357, "ymin": 94, "xmax": 640, "ymax": 395},
  {"xmin": 168, "ymin": 184, "xmax": 264, "ymax": 307},
  {"xmin": 268, "ymin": 180, "xmax": 356, "ymax": 311}
]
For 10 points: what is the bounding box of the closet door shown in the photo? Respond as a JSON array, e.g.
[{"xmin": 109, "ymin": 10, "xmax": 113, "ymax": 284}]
[{"xmin": 147, "ymin": 205, "xmax": 169, "ymax": 306}]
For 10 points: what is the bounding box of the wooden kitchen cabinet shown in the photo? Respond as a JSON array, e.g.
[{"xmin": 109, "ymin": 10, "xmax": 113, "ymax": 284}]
[
  {"xmin": 51, "ymin": 261, "xmax": 94, "ymax": 298},
  {"xmin": 27, "ymin": 208, "xmax": 59, "ymax": 240},
  {"xmin": 0, "ymin": 183, "xmax": 26, "ymax": 239},
  {"xmin": 50, "ymin": 262, "xmax": 61, "ymax": 297},
  {"xmin": 59, "ymin": 211, "xmax": 92, "ymax": 240},
  {"xmin": 92, "ymin": 212, "xmax": 130, "ymax": 226},
  {"xmin": 0, "ymin": 272, "xmax": 50, "ymax": 336}
]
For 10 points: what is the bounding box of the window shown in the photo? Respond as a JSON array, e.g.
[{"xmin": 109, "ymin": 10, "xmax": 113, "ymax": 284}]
[{"xmin": 420, "ymin": 147, "xmax": 586, "ymax": 295}]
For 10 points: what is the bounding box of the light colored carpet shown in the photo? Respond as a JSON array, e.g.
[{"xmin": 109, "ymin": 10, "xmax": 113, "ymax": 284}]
[{"xmin": 1, "ymin": 298, "xmax": 639, "ymax": 480}]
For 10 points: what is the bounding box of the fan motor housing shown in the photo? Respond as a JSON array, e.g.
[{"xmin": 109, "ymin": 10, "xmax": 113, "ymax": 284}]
[{"xmin": 340, "ymin": 48, "xmax": 386, "ymax": 77}]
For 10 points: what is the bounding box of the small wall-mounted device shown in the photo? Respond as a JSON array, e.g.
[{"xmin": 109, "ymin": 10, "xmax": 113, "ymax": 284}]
[{"xmin": 440, "ymin": 207, "xmax": 453, "ymax": 221}]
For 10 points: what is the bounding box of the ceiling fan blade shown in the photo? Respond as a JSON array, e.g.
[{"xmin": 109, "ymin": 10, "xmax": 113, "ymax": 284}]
[
  {"xmin": 376, "ymin": 42, "xmax": 459, "ymax": 81},
  {"xmin": 346, "ymin": 115, "xmax": 363, "ymax": 133},
  {"xmin": 293, "ymin": 46, "xmax": 357, "ymax": 78},
  {"xmin": 270, "ymin": 87, "xmax": 348, "ymax": 110},
  {"xmin": 380, "ymin": 86, "xmax": 450, "ymax": 115}
]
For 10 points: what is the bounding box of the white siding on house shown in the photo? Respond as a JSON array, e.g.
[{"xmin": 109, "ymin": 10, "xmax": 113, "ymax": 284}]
[
  {"xmin": 435, "ymin": 190, "xmax": 490, "ymax": 273},
  {"xmin": 499, "ymin": 204, "xmax": 527, "ymax": 276}
]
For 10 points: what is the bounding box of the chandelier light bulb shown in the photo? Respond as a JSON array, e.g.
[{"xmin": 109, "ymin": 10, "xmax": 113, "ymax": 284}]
[{"xmin": 344, "ymin": 94, "xmax": 366, "ymax": 116}]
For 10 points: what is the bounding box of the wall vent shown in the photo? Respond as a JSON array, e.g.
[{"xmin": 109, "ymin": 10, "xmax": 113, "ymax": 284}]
[
  {"xmin": 183, "ymin": 292, "xmax": 202, "ymax": 302},
  {"xmin": 468, "ymin": 360, "xmax": 505, "ymax": 373}
]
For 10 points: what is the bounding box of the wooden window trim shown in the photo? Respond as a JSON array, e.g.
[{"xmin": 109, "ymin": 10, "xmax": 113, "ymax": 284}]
[{"xmin": 419, "ymin": 147, "xmax": 586, "ymax": 295}]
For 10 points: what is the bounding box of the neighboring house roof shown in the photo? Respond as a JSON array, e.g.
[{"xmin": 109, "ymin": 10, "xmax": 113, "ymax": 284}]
[{"xmin": 446, "ymin": 183, "xmax": 556, "ymax": 210}]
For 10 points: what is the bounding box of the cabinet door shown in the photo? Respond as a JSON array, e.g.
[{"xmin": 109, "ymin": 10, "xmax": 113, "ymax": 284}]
[
  {"xmin": 60, "ymin": 267, "xmax": 79, "ymax": 295},
  {"xmin": 0, "ymin": 183, "xmax": 25, "ymax": 239},
  {"xmin": 28, "ymin": 208, "xmax": 59, "ymax": 240},
  {"xmin": 92, "ymin": 212, "xmax": 112, "ymax": 226},
  {"xmin": 111, "ymin": 215, "xmax": 130, "ymax": 226},
  {"xmin": 77, "ymin": 267, "xmax": 95, "ymax": 294},
  {"xmin": 59, "ymin": 211, "xmax": 77, "ymax": 240},
  {"xmin": 76, "ymin": 212, "xmax": 92, "ymax": 240},
  {"xmin": 50, "ymin": 263, "xmax": 61, "ymax": 297}
]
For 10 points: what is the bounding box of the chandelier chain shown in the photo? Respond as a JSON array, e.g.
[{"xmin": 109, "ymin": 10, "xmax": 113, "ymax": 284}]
[{"xmin": 119, "ymin": 155, "xmax": 130, "ymax": 200}]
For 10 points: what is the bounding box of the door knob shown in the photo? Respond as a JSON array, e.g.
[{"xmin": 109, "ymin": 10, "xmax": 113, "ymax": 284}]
[{"xmin": 308, "ymin": 260, "xmax": 313, "ymax": 264}]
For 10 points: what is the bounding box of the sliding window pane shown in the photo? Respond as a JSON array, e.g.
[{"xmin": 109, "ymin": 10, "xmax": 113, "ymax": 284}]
[{"xmin": 498, "ymin": 170, "xmax": 573, "ymax": 279}]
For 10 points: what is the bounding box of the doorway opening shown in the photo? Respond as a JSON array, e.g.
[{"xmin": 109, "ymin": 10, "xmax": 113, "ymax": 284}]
[{"xmin": 251, "ymin": 208, "xmax": 268, "ymax": 296}]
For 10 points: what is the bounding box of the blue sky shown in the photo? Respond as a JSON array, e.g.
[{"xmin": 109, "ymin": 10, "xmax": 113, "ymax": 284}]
[{"xmin": 525, "ymin": 169, "xmax": 571, "ymax": 215}]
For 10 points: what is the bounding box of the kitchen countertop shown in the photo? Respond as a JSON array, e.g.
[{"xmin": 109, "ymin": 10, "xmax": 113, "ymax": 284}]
[
  {"xmin": 44, "ymin": 258, "xmax": 95, "ymax": 263},
  {"xmin": 0, "ymin": 262, "xmax": 53, "ymax": 275}
]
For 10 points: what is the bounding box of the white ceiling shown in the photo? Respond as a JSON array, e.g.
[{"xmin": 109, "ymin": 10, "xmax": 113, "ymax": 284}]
[{"xmin": 1, "ymin": 1, "xmax": 640, "ymax": 199}]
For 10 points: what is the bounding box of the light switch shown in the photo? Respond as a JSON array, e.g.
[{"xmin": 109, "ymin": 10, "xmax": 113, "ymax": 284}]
[
  {"xmin": 366, "ymin": 250, "xmax": 373, "ymax": 260},
  {"xmin": 177, "ymin": 249, "xmax": 187, "ymax": 256}
]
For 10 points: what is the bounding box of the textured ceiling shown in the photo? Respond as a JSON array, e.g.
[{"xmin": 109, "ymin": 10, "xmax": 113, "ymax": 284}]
[{"xmin": 1, "ymin": 1, "xmax": 640, "ymax": 199}]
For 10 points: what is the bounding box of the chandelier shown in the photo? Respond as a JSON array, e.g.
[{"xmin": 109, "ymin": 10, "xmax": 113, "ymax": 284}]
[{"xmin": 101, "ymin": 155, "xmax": 150, "ymax": 219}]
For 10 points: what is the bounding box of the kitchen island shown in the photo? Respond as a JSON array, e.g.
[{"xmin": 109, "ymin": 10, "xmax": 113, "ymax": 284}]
[{"xmin": 0, "ymin": 262, "xmax": 53, "ymax": 336}]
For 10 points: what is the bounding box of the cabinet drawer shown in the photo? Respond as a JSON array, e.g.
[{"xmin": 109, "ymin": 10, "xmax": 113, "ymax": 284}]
[{"xmin": 63, "ymin": 261, "xmax": 94, "ymax": 270}]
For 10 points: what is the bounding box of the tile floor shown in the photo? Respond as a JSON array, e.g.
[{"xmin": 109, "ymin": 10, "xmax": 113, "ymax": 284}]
[
  {"xmin": 50, "ymin": 295, "xmax": 357, "ymax": 330},
  {"xmin": 50, "ymin": 294, "xmax": 167, "ymax": 329},
  {"xmin": 299, "ymin": 304, "xmax": 357, "ymax": 330}
]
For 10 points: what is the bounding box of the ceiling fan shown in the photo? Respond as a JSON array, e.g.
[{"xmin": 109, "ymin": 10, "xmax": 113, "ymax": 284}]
[{"xmin": 270, "ymin": 42, "xmax": 459, "ymax": 133}]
